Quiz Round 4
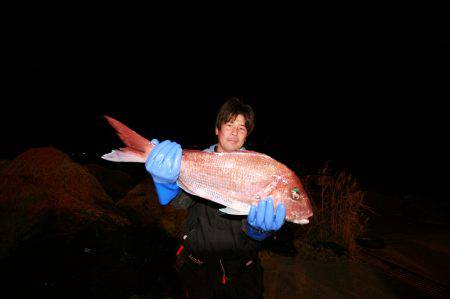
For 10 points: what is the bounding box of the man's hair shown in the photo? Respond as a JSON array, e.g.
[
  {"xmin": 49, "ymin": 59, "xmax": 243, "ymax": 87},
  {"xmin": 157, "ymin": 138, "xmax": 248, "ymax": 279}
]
[{"xmin": 215, "ymin": 97, "xmax": 255, "ymax": 135}]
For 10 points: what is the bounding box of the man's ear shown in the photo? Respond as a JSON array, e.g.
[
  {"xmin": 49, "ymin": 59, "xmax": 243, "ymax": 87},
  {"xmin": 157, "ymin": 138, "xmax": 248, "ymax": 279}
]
[{"xmin": 215, "ymin": 127, "xmax": 219, "ymax": 135}]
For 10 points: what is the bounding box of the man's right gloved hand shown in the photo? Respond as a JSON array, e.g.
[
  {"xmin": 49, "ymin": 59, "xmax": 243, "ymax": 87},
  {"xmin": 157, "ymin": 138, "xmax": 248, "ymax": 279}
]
[{"xmin": 145, "ymin": 139, "xmax": 182, "ymax": 205}]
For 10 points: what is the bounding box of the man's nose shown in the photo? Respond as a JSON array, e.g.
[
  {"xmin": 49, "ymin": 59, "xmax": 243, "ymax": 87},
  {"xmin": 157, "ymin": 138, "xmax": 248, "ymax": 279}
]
[{"xmin": 231, "ymin": 127, "xmax": 238, "ymax": 135}]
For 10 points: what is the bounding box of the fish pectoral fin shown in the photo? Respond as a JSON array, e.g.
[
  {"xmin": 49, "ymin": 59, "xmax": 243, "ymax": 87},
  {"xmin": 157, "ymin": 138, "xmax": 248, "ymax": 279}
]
[{"xmin": 219, "ymin": 207, "xmax": 248, "ymax": 216}]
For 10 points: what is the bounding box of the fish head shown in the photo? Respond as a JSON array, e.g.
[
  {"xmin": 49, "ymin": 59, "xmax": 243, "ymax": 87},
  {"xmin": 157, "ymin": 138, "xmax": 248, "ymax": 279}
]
[{"xmin": 271, "ymin": 171, "xmax": 313, "ymax": 225}]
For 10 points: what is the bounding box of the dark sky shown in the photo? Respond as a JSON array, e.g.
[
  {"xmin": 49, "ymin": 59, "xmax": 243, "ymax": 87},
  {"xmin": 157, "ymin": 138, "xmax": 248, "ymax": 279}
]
[{"xmin": 2, "ymin": 12, "xmax": 449, "ymax": 197}]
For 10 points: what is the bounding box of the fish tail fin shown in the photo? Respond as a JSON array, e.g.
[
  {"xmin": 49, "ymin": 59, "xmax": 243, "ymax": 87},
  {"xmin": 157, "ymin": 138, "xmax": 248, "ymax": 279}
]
[{"xmin": 102, "ymin": 115, "xmax": 155, "ymax": 163}]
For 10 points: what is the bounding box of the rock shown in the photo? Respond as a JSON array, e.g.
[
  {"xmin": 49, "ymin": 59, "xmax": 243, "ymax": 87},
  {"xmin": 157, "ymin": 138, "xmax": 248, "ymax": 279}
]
[
  {"xmin": 117, "ymin": 178, "xmax": 187, "ymax": 237},
  {"xmin": 0, "ymin": 147, "xmax": 131, "ymax": 258},
  {"xmin": 312, "ymin": 241, "xmax": 347, "ymax": 257},
  {"xmin": 84, "ymin": 163, "xmax": 136, "ymax": 201},
  {"xmin": 0, "ymin": 160, "xmax": 10, "ymax": 174}
]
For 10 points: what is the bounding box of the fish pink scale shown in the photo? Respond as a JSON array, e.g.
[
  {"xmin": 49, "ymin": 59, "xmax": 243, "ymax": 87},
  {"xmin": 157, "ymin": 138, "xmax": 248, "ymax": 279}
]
[{"xmin": 177, "ymin": 150, "xmax": 312, "ymax": 223}]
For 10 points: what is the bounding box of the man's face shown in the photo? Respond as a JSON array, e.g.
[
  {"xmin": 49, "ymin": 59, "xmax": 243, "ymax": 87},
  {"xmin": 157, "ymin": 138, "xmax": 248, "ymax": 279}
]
[{"xmin": 215, "ymin": 114, "xmax": 248, "ymax": 152}]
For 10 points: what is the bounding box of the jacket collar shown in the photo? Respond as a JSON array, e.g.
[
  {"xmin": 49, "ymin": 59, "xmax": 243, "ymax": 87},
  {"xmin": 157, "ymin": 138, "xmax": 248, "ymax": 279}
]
[{"xmin": 204, "ymin": 144, "xmax": 246, "ymax": 153}]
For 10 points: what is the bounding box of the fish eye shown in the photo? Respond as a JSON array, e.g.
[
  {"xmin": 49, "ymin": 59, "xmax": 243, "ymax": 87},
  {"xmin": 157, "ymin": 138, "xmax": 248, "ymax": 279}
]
[{"xmin": 291, "ymin": 188, "xmax": 300, "ymax": 200}]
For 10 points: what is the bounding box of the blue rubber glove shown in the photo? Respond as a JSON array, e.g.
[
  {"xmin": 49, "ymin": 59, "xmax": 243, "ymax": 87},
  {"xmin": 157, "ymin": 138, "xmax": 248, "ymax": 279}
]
[
  {"xmin": 244, "ymin": 196, "xmax": 286, "ymax": 241},
  {"xmin": 145, "ymin": 139, "xmax": 182, "ymax": 205}
]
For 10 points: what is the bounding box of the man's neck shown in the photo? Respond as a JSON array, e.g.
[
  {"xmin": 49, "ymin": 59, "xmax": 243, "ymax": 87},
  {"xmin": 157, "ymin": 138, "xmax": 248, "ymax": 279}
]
[{"xmin": 215, "ymin": 144, "xmax": 244, "ymax": 153}]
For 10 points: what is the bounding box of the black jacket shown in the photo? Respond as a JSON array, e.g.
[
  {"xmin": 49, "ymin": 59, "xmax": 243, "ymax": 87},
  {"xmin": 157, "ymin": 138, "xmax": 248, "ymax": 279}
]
[{"xmin": 171, "ymin": 190, "xmax": 261, "ymax": 262}]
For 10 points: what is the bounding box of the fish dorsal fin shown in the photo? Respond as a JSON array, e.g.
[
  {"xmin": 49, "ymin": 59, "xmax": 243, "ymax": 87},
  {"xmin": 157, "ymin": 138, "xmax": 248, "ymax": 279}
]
[{"xmin": 219, "ymin": 207, "xmax": 248, "ymax": 216}]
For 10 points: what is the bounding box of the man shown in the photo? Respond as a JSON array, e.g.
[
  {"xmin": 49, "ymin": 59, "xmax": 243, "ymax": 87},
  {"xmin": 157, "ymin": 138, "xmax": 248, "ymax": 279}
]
[{"xmin": 145, "ymin": 98, "xmax": 286, "ymax": 298}]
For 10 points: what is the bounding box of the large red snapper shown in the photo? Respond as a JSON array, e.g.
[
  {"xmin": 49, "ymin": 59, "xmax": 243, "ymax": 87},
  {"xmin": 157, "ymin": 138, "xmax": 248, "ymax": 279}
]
[{"xmin": 102, "ymin": 116, "xmax": 313, "ymax": 224}]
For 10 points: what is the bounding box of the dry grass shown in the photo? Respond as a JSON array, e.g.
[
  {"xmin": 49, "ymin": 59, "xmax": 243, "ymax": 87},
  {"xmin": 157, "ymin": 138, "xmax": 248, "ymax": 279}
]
[{"xmin": 298, "ymin": 167, "xmax": 371, "ymax": 256}]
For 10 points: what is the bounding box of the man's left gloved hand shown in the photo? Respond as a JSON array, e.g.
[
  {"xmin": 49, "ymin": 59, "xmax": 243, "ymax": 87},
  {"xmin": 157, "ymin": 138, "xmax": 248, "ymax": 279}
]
[{"xmin": 243, "ymin": 196, "xmax": 286, "ymax": 241}]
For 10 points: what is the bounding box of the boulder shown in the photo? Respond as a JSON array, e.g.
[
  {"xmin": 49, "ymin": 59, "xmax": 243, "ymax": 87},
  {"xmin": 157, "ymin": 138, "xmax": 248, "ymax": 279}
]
[
  {"xmin": 84, "ymin": 163, "xmax": 136, "ymax": 201},
  {"xmin": 117, "ymin": 178, "xmax": 187, "ymax": 237},
  {"xmin": 0, "ymin": 147, "xmax": 131, "ymax": 258},
  {"xmin": 0, "ymin": 160, "xmax": 10, "ymax": 174}
]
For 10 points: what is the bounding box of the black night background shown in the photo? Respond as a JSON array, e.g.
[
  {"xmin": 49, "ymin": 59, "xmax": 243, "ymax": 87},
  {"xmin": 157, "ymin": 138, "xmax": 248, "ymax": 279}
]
[
  {"xmin": 1, "ymin": 9, "xmax": 449, "ymax": 298},
  {"xmin": 3, "ymin": 41, "xmax": 448, "ymax": 198}
]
